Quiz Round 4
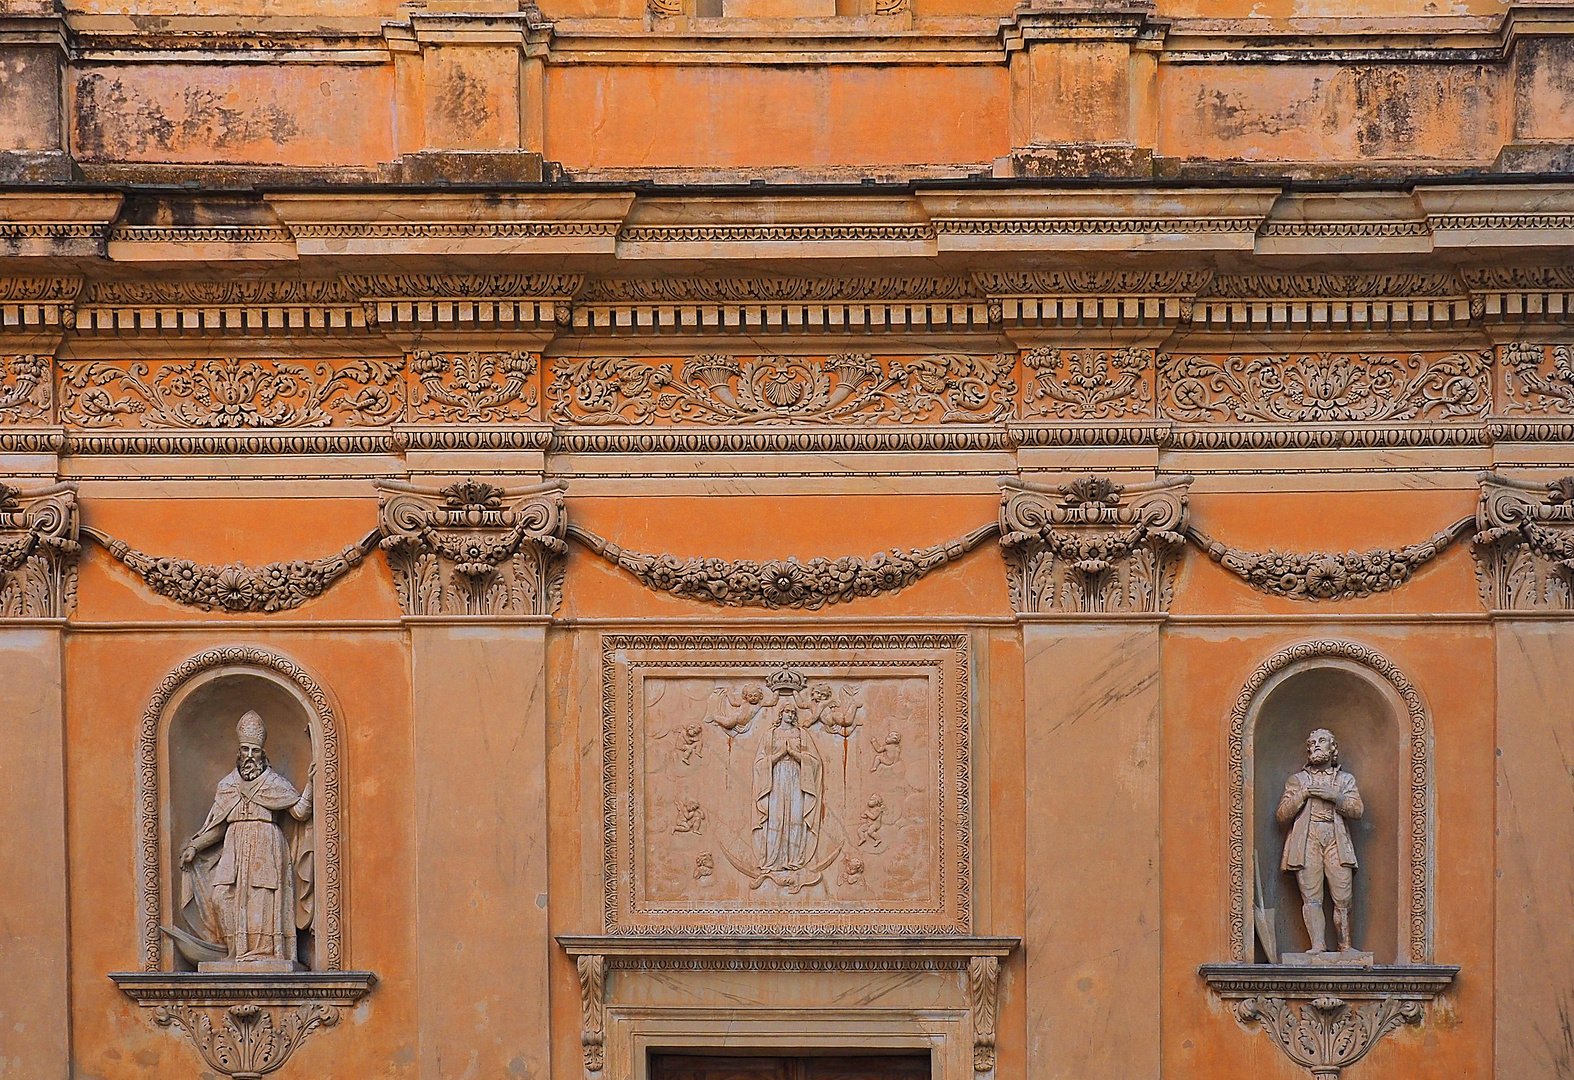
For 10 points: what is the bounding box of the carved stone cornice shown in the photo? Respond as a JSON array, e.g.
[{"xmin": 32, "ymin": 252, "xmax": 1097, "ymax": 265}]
[
  {"xmin": 109, "ymin": 972, "xmax": 375, "ymax": 1080},
  {"xmin": 1188, "ymin": 518, "xmax": 1474, "ymax": 602},
  {"xmin": 377, "ymin": 479, "xmax": 568, "ymax": 618},
  {"xmin": 1199, "ymin": 965, "xmax": 1458, "ymax": 1080},
  {"xmin": 566, "ymin": 521, "xmax": 999, "ymax": 610},
  {"xmin": 1475, "ymin": 471, "xmax": 1574, "ymax": 610},
  {"xmin": 546, "ymin": 353, "xmax": 1014, "ymax": 427},
  {"xmin": 0, "ymin": 275, "xmax": 80, "ymax": 331},
  {"xmin": 82, "ymin": 527, "xmax": 379, "ymax": 613},
  {"xmin": 0, "ymin": 480, "xmax": 79, "ymax": 619},
  {"xmin": 998, "ymin": 474, "xmax": 1190, "ymax": 614}
]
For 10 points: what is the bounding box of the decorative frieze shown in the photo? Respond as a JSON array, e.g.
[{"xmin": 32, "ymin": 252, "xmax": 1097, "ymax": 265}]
[
  {"xmin": 568, "ymin": 522, "xmax": 999, "ymax": 610},
  {"xmin": 0, "ymin": 354, "xmax": 52, "ymax": 423},
  {"xmin": 0, "ymin": 481, "xmax": 80, "ymax": 619},
  {"xmin": 408, "ymin": 349, "xmax": 539, "ymax": 422},
  {"xmin": 377, "ymin": 479, "xmax": 568, "ymax": 617},
  {"xmin": 58, "ymin": 357, "xmax": 405, "ymax": 429},
  {"xmin": 1475, "ymin": 472, "xmax": 1574, "ymax": 610},
  {"xmin": 546, "ymin": 353, "xmax": 1014, "ymax": 426},
  {"xmin": 1187, "ymin": 518, "xmax": 1473, "ymax": 602},
  {"xmin": 1021, "ymin": 346, "xmax": 1152, "ymax": 419},
  {"xmin": 998, "ymin": 475, "xmax": 1190, "ymax": 614},
  {"xmin": 1500, "ymin": 342, "xmax": 1574, "ymax": 414},
  {"xmin": 83, "ymin": 527, "xmax": 378, "ymax": 613},
  {"xmin": 1157, "ymin": 350, "xmax": 1491, "ymax": 424}
]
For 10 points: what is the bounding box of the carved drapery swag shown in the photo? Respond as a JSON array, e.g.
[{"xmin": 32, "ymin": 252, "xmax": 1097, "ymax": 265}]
[
  {"xmin": 0, "ymin": 481, "xmax": 79, "ymax": 618},
  {"xmin": 567, "ymin": 521, "xmax": 1000, "ymax": 610},
  {"xmin": 84, "ymin": 527, "xmax": 379, "ymax": 613},
  {"xmin": 1475, "ymin": 472, "xmax": 1574, "ymax": 609},
  {"xmin": 1188, "ymin": 518, "xmax": 1473, "ymax": 602},
  {"xmin": 377, "ymin": 479, "xmax": 568, "ymax": 617},
  {"xmin": 999, "ymin": 475, "xmax": 1191, "ymax": 614}
]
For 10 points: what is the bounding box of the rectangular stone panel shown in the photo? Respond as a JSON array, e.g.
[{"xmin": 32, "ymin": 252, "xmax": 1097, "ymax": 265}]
[{"xmin": 602, "ymin": 633, "xmax": 971, "ymax": 934}]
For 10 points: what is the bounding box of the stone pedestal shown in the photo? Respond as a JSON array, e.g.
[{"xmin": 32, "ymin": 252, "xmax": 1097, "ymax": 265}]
[
  {"xmin": 1281, "ymin": 951, "xmax": 1374, "ymax": 967},
  {"xmin": 411, "ymin": 621, "xmax": 551, "ymax": 1080},
  {"xmin": 1023, "ymin": 619, "xmax": 1161, "ymax": 1080},
  {"xmin": 0, "ymin": 626, "xmax": 68, "ymax": 1080}
]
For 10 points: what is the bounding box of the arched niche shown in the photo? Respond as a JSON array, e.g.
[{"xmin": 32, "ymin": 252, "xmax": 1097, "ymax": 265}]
[
  {"xmin": 138, "ymin": 647, "xmax": 343, "ymax": 972},
  {"xmin": 1228, "ymin": 641, "xmax": 1432, "ymax": 965}
]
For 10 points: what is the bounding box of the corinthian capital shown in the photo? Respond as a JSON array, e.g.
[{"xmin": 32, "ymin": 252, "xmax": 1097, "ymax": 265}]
[
  {"xmin": 376, "ymin": 479, "xmax": 568, "ymax": 618},
  {"xmin": 0, "ymin": 480, "xmax": 79, "ymax": 619},
  {"xmin": 998, "ymin": 474, "xmax": 1191, "ymax": 615},
  {"xmin": 1474, "ymin": 471, "xmax": 1574, "ymax": 611}
]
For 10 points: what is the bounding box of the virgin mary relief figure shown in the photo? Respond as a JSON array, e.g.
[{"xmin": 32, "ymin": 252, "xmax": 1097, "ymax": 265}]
[
  {"xmin": 750, "ymin": 706, "xmax": 830, "ymax": 891},
  {"xmin": 173, "ymin": 711, "xmax": 315, "ymax": 971}
]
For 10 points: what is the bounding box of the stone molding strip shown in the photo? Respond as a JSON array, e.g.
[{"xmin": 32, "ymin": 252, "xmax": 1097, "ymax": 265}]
[
  {"xmin": 81, "ymin": 526, "xmax": 380, "ymax": 614},
  {"xmin": 566, "ymin": 521, "xmax": 1000, "ymax": 610},
  {"xmin": 1187, "ymin": 517, "xmax": 1475, "ymax": 601}
]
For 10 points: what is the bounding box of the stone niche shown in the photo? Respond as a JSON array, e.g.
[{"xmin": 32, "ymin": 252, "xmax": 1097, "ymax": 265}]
[{"xmin": 1247, "ymin": 659, "xmax": 1406, "ymax": 965}]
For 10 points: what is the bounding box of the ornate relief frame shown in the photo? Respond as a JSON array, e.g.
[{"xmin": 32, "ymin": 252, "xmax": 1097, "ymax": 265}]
[
  {"xmin": 138, "ymin": 646, "xmax": 344, "ymax": 971},
  {"xmin": 1228, "ymin": 640, "xmax": 1433, "ymax": 964},
  {"xmin": 601, "ymin": 633, "xmax": 972, "ymax": 936}
]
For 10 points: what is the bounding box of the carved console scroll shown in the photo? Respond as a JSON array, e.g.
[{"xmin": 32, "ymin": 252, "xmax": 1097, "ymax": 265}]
[
  {"xmin": 0, "ymin": 480, "xmax": 80, "ymax": 618},
  {"xmin": 998, "ymin": 475, "xmax": 1191, "ymax": 614},
  {"xmin": 377, "ymin": 479, "xmax": 568, "ymax": 617},
  {"xmin": 568, "ymin": 521, "xmax": 998, "ymax": 610},
  {"xmin": 1188, "ymin": 518, "xmax": 1474, "ymax": 602},
  {"xmin": 83, "ymin": 527, "xmax": 379, "ymax": 613},
  {"xmin": 1199, "ymin": 966, "xmax": 1457, "ymax": 1080},
  {"xmin": 1475, "ymin": 472, "xmax": 1574, "ymax": 610}
]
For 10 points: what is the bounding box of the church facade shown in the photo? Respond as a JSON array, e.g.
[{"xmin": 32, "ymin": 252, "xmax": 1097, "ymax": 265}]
[{"xmin": 1, "ymin": 0, "xmax": 1572, "ymax": 1076}]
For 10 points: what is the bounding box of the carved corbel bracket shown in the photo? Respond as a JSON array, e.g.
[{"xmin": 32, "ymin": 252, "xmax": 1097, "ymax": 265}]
[
  {"xmin": 376, "ymin": 478, "xmax": 568, "ymax": 617},
  {"xmin": 0, "ymin": 480, "xmax": 79, "ymax": 619},
  {"xmin": 998, "ymin": 474, "xmax": 1191, "ymax": 614},
  {"xmin": 109, "ymin": 971, "xmax": 376, "ymax": 1080},
  {"xmin": 1475, "ymin": 471, "xmax": 1574, "ymax": 610},
  {"xmin": 575, "ymin": 954, "xmax": 606, "ymax": 1073},
  {"xmin": 966, "ymin": 954, "xmax": 1000, "ymax": 1072},
  {"xmin": 1199, "ymin": 965, "xmax": 1456, "ymax": 1080}
]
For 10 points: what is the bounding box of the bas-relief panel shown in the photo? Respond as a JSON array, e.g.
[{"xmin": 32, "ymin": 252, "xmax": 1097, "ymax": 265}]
[{"xmin": 603, "ymin": 635, "xmax": 971, "ymax": 935}]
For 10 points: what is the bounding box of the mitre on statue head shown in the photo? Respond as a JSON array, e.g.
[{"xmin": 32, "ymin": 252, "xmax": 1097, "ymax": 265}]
[{"xmin": 236, "ymin": 710, "xmax": 267, "ymax": 746}]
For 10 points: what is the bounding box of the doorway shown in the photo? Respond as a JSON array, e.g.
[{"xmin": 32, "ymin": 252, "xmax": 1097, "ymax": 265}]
[{"xmin": 650, "ymin": 1054, "xmax": 932, "ymax": 1080}]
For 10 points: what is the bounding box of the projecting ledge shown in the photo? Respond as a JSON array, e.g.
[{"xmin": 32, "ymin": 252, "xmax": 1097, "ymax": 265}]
[
  {"xmin": 1198, "ymin": 963, "xmax": 1458, "ymax": 999},
  {"xmin": 109, "ymin": 969, "xmax": 377, "ymax": 1006}
]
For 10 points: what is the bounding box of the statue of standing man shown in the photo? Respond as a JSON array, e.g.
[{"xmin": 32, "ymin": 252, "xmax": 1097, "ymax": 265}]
[
  {"xmin": 178, "ymin": 711, "xmax": 314, "ymax": 971},
  {"xmin": 1277, "ymin": 728, "xmax": 1370, "ymax": 964}
]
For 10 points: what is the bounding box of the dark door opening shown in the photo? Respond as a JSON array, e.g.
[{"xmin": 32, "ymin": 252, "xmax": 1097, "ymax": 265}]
[{"xmin": 650, "ymin": 1053, "xmax": 932, "ymax": 1080}]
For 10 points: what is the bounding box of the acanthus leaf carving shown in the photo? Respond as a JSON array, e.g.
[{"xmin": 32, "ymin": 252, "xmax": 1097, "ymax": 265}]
[
  {"xmin": 998, "ymin": 475, "xmax": 1191, "ymax": 614},
  {"xmin": 575, "ymin": 954, "xmax": 606, "ymax": 1075},
  {"xmin": 409, "ymin": 349, "xmax": 539, "ymax": 422},
  {"xmin": 84, "ymin": 527, "xmax": 378, "ymax": 613},
  {"xmin": 0, "ymin": 354, "xmax": 52, "ymax": 423},
  {"xmin": 546, "ymin": 353, "xmax": 1014, "ymax": 426},
  {"xmin": 971, "ymin": 270, "xmax": 1212, "ymax": 296},
  {"xmin": 1474, "ymin": 472, "xmax": 1574, "ymax": 609},
  {"xmin": 1501, "ymin": 342, "xmax": 1574, "ymax": 414},
  {"xmin": 967, "ymin": 955, "xmax": 1000, "ymax": 1073},
  {"xmin": 1188, "ymin": 518, "xmax": 1473, "ymax": 602},
  {"xmin": 584, "ymin": 275, "xmax": 976, "ymax": 303},
  {"xmin": 1235, "ymin": 995, "xmax": 1422, "ymax": 1080},
  {"xmin": 153, "ymin": 1001, "xmax": 338, "ymax": 1080},
  {"xmin": 0, "ymin": 480, "xmax": 79, "ymax": 618},
  {"xmin": 1022, "ymin": 347, "xmax": 1152, "ymax": 419},
  {"xmin": 58, "ymin": 357, "xmax": 404, "ymax": 429},
  {"xmin": 377, "ymin": 479, "xmax": 567, "ymax": 617},
  {"xmin": 568, "ymin": 521, "xmax": 999, "ymax": 610},
  {"xmin": 1158, "ymin": 351, "xmax": 1490, "ymax": 424}
]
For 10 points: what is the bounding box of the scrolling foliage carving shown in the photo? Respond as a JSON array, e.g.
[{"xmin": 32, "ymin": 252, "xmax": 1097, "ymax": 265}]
[
  {"xmin": 154, "ymin": 1001, "xmax": 338, "ymax": 1079},
  {"xmin": 998, "ymin": 475, "xmax": 1190, "ymax": 614},
  {"xmin": 1475, "ymin": 472, "xmax": 1574, "ymax": 609},
  {"xmin": 1158, "ymin": 351, "xmax": 1490, "ymax": 423},
  {"xmin": 0, "ymin": 481, "xmax": 79, "ymax": 618},
  {"xmin": 568, "ymin": 522, "xmax": 999, "ymax": 610},
  {"xmin": 1501, "ymin": 343, "xmax": 1574, "ymax": 414},
  {"xmin": 377, "ymin": 479, "xmax": 567, "ymax": 617},
  {"xmin": 409, "ymin": 350, "xmax": 538, "ymax": 422},
  {"xmin": 1022, "ymin": 347, "xmax": 1152, "ymax": 419},
  {"xmin": 546, "ymin": 353, "xmax": 1014, "ymax": 426},
  {"xmin": 1188, "ymin": 519, "xmax": 1473, "ymax": 602},
  {"xmin": 84, "ymin": 527, "xmax": 378, "ymax": 613},
  {"xmin": 58, "ymin": 357, "xmax": 404, "ymax": 428}
]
